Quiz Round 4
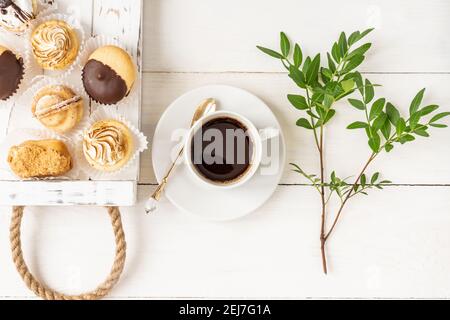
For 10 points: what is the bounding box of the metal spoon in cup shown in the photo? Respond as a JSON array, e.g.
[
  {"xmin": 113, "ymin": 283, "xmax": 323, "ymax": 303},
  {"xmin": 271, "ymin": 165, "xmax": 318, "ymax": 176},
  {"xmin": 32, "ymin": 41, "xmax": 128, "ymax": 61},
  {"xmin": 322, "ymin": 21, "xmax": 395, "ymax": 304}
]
[{"xmin": 145, "ymin": 98, "xmax": 217, "ymax": 214}]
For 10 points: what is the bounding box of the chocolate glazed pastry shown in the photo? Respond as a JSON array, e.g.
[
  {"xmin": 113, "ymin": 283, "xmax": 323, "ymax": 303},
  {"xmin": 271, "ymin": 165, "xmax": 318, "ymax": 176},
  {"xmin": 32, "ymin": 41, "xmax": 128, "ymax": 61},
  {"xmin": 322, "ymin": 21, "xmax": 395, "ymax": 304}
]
[
  {"xmin": 82, "ymin": 59, "xmax": 128, "ymax": 105},
  {"xmin": 0, "ymin": 47, "xmax": 24, "ymax": 100}
]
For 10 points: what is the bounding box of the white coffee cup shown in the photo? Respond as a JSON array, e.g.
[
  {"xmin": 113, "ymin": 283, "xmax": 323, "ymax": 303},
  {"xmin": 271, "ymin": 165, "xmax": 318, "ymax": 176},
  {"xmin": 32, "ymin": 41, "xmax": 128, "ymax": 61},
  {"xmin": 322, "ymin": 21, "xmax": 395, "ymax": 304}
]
[{"xmin": 184, "ymin": 111, "xmax": 262, "ymax": 189}]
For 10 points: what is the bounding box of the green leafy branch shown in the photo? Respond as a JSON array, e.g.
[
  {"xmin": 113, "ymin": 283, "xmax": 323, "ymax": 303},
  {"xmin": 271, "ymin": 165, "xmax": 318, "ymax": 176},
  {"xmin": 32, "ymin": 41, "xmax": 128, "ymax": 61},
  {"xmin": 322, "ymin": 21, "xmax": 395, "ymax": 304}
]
[{"xmin": 257, "ymin": 29, "xmax": 450, "ymax": 275}]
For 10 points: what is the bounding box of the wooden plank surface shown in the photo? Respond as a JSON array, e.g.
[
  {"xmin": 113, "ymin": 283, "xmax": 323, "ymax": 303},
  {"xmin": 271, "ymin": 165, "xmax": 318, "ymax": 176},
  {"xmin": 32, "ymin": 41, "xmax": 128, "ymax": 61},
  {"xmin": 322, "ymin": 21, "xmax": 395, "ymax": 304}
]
[{"xmin": 1, "ymin": 0, "xmax": 450, "ymax": 299}]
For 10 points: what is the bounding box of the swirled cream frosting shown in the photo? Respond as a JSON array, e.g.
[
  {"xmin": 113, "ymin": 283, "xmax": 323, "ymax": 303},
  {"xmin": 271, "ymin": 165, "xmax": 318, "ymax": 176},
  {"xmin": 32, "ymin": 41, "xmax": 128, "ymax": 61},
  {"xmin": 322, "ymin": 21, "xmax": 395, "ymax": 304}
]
[
  {"xmin": 83, "ymin": 120, "xmax": 133, "ymax": 172},
  {"xmin": 31, "ymin": 20, "xmax": 79, "ymax": 70}
]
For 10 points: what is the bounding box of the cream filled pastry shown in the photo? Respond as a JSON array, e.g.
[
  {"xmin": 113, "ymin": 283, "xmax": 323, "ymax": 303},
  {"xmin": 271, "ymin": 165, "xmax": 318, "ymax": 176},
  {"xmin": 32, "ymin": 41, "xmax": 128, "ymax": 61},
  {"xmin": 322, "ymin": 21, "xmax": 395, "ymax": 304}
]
[
  {"xmin": 0, "ymin": 0, "xmax": 37, "ymax": 34},
  {"xmin": 31, "ymin": 19, "xmax": 79, "ymax": 70},
  {"xmin": 32, "ymin": 85, "xmax": 84, "ymax": 133},
  {"xmin": 83, "ymin": 120, "xmax": 134, "ymax": 172}
]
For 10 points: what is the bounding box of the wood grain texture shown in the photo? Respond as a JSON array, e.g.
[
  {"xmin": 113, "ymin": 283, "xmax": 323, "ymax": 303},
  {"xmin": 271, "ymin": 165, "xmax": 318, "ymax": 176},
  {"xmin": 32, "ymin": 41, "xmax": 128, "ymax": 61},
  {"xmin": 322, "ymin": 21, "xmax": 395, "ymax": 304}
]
[
  {"xmin": 143, "ymin": 0, "xmax": 450, "ymax": 73},
  {"xmin": 1, "ymin": 185, "xmax": 450, "ymax": 299}
]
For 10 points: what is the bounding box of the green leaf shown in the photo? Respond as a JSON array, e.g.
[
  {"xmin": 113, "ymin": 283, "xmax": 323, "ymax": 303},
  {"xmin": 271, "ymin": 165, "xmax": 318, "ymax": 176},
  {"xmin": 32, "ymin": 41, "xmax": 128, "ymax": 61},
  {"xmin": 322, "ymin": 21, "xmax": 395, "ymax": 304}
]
[
  {"xmin": 430, "ymin": 112, "xmax": 450, "ymax": 123},
  {"xmin": 348, "ymin": 31, "xmax": 361, "ymax": 46},
  {"xmin": 302, "ymin": 56, "xmax": 311, "ymax": 74},
  {"xmin": 332, "ymin": 42, "xmax": 341, "ymax": 62},
  {"xmin": 381, "ymin": 119, "xmax": 392, "ymax": 140},
  {"xmin": 359, "ymin": 28, "xmax": 375, "ymax": 39},
  {"xmin": 430, "ymin": 123, "xmax": 448, "ymax": 128},
  {"xmin": 409, "ymin": 112, "xmax": 421, "ymax": 130},
  {"xmin": 293, "ymin": 44, "xmax": 303, "ymax": 68},
  {"xmin": 396, "ymin": 118, "xmax": 406, "ymax": 135},
  {"xmin": 289, "ymin": 66, "xmax": 306, "ymax": 89},
  {"xmin": 338, "ymin": 32, "xmax": 348, "ymax": 56},
  {"xmin": 327, "ymin": 53, "xmax": 336, "ymax": 73},
  {"xmin": 360, "ymin": 174, "xmax": 367, "ymax": 187},
  {"xmin": 348, "ymin": 99, "xmax": 365, "ymax": 110},
  {"xmin": 364, "ymin": 79, "xmax": 375, "ymax": 104},
  {"xmin": 372, "ymin": 112, "xmax": 388, "ymax": 131},
  {"xmin": 346, "ymin": 43, "xmax": 372, "ymax": 60},
  {"xmin": 386, "ymin": 103, "xmax": 401, "ymax": 126},
  {"xmin": 342, "ymin": 54, "xmax": 364, "ymax": 74},
  {"xmin": 306, "ymin": 54, "xmax": 321, "ymax": 85},
  {"xmin": 410, "ymin": 88, "xmax": 426, "ymax": 115},
  {"xmin": 257, "ymin": 46, "xmax": 284, "ymax": 59},
  {"xmin": 288, "ymin": 94, "xmax": 308, "ymax": 110},
  {"xmin": 341, "ymin": 79, "xmax": 355, "ymax": 92},
  {"xmin": 353, "ymin": 72, "xmax": 364, "ymax": 96},
  {"xmin": 399, "ymin": 134, "xmax": 415, "ymax": 144},
  {"xmin": 280, "ymin": 32, "xmax": 291, "ymax": 57},
  {"xmin": 385, "ymin": 143, "xmax": 394, "ymax": 152},
  {"xmin": 347, "ymin": 121, "xmax": 368, "ymax": 129},
  {"xmin": 419, "ymin": 105, "xmax": 439, "ymax": 116},
  {"xmin": 369, "ymin": 98, "xmax": 386, "ymax": 121},
  {"xmin": 415, "ymin": 129, "xmax": 430, "ymax": 137},
  {"xmin": 296, "ymin": 118, "xmax": 313, "ymax": 129},
  {"xmin": 323, "ymin": 109, "xmax": 336, "ymax": 125},
  {"xmin": 321, "ymin": 68, "xmax": 333, "ymax": 82},
  {"xmin": 368, "ymin": 133, "xmax": 381, "ymax": 152},
  {"xmin": 371, "ymin": 172, "xmax": 380, "ymax": 184}
]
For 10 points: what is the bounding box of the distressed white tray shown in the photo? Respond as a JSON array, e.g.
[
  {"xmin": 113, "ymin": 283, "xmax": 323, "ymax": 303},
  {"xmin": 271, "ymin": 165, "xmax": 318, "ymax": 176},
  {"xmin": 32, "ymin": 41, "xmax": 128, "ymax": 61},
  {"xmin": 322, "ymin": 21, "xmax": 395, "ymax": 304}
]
[{"xmin": 0, "ymin": 0, "xmax": 143, "ymax": 206}]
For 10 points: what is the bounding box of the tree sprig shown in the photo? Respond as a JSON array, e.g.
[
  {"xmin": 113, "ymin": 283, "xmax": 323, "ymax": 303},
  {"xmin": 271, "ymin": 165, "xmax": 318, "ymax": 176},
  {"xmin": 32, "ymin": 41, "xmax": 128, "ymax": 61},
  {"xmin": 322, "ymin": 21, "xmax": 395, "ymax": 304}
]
[{"xmin": 257, "ymin": 29, "xmax": 450, "ymax": 274}]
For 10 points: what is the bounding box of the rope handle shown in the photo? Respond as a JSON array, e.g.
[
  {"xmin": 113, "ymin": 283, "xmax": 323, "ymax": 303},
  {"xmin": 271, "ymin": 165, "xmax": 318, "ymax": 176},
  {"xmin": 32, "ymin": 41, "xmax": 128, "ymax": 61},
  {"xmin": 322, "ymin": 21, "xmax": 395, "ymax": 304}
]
[{"xmin": 9, "ymin": 206, "xmax": 127, "ymax": 300}]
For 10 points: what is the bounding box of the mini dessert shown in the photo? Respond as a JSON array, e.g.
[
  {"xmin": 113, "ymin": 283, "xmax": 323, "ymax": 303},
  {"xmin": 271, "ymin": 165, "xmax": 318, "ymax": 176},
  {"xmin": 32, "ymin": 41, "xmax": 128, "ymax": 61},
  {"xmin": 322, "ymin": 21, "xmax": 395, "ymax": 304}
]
[
  {"xmin": 82, "ymin": 45, "xmax": 136, "ymax": 105},
  {"xmin": 31, "ymin": 19, "xmax": 79, "ymax": 70},
  {"xmin": 0, "ymin": 45, "xmax": 24, "ymax": 100},
  {"xmin": 7, "ymin": 139, "xmax": 72, "ymax": 178},
  {"xmin": 32, "ymin": 85, "xmax": 84, "ymax": 133},
  {"xmin": 0, "ymin": 0, "xmax": 37, "ymax": 34},
  {"xmin": 83, "ymin": 120, "xmax": 134, "ymax": 172}
]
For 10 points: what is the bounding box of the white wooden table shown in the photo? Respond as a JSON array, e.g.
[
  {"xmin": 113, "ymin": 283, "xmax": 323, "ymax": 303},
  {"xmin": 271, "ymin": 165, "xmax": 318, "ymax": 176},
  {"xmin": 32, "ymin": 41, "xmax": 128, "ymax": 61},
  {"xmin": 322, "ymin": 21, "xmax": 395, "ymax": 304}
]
[{"xmin": 1, "ymin": 0, "xmax": 450, "ymax": 299}]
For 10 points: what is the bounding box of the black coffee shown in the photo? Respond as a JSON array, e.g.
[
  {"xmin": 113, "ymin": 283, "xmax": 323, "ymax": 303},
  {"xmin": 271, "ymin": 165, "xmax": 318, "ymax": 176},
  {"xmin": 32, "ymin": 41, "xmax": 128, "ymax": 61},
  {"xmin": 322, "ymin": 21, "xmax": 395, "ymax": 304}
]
[{"xmin": 191, "ymin": 117, "xmax": 253, "ymax": 184}]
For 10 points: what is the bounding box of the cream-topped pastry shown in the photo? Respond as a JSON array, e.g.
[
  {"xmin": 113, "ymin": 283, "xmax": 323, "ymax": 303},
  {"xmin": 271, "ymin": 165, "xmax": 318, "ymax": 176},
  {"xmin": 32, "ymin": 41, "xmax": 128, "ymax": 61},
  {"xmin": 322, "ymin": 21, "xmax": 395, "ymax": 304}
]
[
  {"xmin": 31, "ymin": 19, "xmax": 79, "ymax": 70},
  {"xmin": 0, "ymin": 0, "xmax": 37, "ymax": 34},
  {"xmin": 32, "ymin": 85, "xmax": 84, "ymax": 133},
  {"xmin": 83, "ymin": 120, "xmax": 134, "ymax": 172}
]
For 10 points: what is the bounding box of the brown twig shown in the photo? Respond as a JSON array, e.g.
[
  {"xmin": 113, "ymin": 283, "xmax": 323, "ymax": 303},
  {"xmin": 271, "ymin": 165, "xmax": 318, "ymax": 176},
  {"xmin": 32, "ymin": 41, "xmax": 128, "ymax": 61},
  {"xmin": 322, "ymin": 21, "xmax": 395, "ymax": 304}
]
[
  {"xmin": 324, "ymin": 153, "xmax": 377, "ymax": 242},
  {"xmin": 318, "ymin": 125, "xmax": 328, "ymax": 274}
]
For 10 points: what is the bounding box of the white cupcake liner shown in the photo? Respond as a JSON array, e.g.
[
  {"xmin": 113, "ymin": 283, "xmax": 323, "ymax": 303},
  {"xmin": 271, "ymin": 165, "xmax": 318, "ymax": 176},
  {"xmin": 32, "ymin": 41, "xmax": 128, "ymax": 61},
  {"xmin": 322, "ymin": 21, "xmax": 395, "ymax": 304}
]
[
  {"xmin": 0, "ymin": 35, "xmax": 40, "ymax": 106},
  {"xmin": 26, "ymin": 12, "xmax": 86, "ymax": 78},
  {"xmin": 74, "ymin": 106, "xmax": 148, "ymax": 180},
  {"xmin": 0, "ymin": 128, "xmax": 83, "ymax": 181},
  {"xmin": 77, "ymin": 35, "xmax": 139, "ymax": 108},
  {"xmin": 9, "ymin": 76, "xmax": 89, "ymax": 134}
]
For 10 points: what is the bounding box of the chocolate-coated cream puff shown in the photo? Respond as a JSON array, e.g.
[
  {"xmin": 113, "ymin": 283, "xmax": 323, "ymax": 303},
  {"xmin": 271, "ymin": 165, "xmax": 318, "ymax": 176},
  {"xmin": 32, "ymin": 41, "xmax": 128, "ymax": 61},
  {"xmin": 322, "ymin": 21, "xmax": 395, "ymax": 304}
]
[
  {"xmin": 82, "ymin": 45, "xmax": 136, "ymax": 105},
  {"xmin": 0, "ymin": 45, "xmax": 24, "ymax": 100}
]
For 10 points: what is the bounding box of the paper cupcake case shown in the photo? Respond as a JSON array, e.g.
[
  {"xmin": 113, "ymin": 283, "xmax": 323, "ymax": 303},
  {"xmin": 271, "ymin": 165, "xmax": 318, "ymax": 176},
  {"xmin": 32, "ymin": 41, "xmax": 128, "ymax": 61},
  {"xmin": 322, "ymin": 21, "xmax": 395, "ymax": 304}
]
[
  {"xmin": 77, "ymin": 35, "xmax": 140, "ymax": 108},
  {"xmin": 9, "ymin": 76, "xmax": 90, "ymax": 134},
  {"xmin": 0, "ymin": 128, "xmax": 84, "ymax": 181},
  {"xmin": 25, "ymin": 12, "xmax": 86, "ymax": 79},
  {"xmin": 73, "ymin": 106, "xmax": 148, "ymax": 180},
  {"xmin": 0, "ymin": 34, "xmax": 40, "ymax": 107}
]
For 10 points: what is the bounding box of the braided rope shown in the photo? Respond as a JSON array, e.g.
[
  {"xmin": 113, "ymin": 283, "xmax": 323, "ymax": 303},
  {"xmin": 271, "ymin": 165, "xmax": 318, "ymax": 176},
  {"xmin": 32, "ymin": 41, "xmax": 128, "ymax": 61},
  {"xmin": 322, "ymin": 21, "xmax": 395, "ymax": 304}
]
[{"xmin": 9, "ymin": 206, "xmax": 127, "ymax": 300}]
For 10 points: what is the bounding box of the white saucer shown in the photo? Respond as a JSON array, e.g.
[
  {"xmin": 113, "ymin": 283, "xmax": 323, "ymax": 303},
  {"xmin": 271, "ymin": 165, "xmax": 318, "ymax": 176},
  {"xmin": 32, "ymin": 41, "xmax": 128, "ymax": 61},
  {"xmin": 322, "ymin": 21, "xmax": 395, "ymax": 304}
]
[{"xmin": 152, "ymin": 85, "xmax": 286, "ymax": 221}]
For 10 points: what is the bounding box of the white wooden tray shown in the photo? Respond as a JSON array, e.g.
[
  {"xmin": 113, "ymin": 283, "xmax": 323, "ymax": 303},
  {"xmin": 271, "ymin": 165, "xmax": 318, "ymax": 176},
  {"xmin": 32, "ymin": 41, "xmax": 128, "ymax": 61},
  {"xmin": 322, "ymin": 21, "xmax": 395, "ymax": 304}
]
[{"xmin": 0, "ymin": 0, "xmax": 143, "ymax": 206}]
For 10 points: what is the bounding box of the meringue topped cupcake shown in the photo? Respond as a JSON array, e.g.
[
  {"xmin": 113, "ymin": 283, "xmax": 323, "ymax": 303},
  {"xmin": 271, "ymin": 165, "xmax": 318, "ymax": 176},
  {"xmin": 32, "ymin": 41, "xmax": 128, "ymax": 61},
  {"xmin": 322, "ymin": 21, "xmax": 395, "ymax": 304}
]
[
  {"xmin": 82, "ymin": 120, "xmax": 134, "ymax": 172},
  {"xmin": 31, "ymin": 19, "xmax": 79, "ymax": 70}
]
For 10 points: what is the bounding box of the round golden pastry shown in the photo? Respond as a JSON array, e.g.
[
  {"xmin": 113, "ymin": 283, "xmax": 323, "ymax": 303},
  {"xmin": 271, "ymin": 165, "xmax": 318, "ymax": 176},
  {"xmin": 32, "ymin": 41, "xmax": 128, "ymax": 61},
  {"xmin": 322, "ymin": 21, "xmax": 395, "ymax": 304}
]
[
  {"xmin": 83, "ymin": 120, "xmax": 134, "ymax": 172},
  {"xmin": 31, "ymin": 19, "xmax": 79, "ymax": 70},
  {"xmin": 32, "ymin": 85, "xmax": 84, "ymax": 133},
  {"xmin": 82, "ymin": 45, "xmax": 136, "ymax": 105},
  {"xmin": 8, "ymin": 139, "xmax": 72, "ymax": 179}
]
